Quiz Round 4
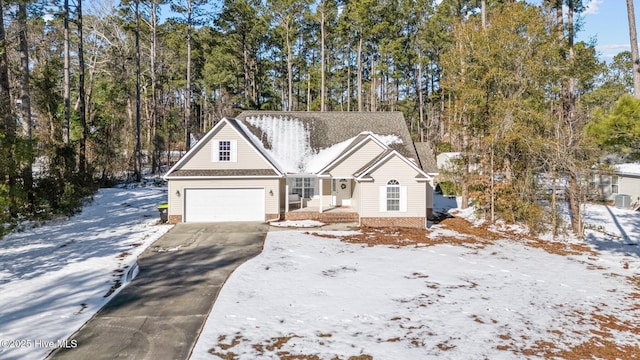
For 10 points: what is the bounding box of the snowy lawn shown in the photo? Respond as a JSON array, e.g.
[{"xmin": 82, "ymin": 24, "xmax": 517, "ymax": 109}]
[
  {"xmin": 0, "ymin": 186, "xmax": 172, "ymax": 360},
  {"xmin": 192, "ymin": 206, "xmax": 640, "ymax": 359}
]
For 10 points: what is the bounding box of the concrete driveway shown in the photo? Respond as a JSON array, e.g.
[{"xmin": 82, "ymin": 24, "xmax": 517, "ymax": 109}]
[{"xmin": 48, "ymin": 222, "xmax": 268, "ymax": 360}]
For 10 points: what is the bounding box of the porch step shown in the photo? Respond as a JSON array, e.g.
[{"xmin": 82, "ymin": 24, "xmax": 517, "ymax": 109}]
[{"xmin": 285, "ymin": 211, "xmax": 359, "ymax": 223}]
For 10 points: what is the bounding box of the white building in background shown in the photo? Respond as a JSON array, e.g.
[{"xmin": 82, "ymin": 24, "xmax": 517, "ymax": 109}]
[{"xmin": 591, "ymin": 163, "xmax": 640, "ymax": 209}]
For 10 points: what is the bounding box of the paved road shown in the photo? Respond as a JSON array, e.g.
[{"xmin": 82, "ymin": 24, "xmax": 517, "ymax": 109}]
[{"xmin": 48, "ymin": 222, "xmax": 267, "ymax": 360}]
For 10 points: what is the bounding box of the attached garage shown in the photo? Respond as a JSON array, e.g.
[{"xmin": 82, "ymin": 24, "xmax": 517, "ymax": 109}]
[{"xmin": 184, "ymin": 188, "xmax": 265, "ymax": 222}]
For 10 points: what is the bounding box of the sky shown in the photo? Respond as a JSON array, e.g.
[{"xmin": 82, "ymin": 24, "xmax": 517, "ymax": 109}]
[{"xmin": 578, "ymin": 0, "xmax": 639, "ymax": 62}]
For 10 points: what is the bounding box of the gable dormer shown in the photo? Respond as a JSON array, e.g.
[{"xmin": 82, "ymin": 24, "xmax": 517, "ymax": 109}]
[
  {"xmin": 317, "ymin": 133, "xmax": 389, "ymax": 178},
  {"xmin": 164, "ymin": 118, "xmax": 283, "ymax": 179}
]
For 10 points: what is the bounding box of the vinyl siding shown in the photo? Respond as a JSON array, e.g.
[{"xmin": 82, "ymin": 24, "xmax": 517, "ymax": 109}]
[
  {"xmin": 619, "ymin": 176, "xmax": 640, "ymax": 204},
  {"xmin": 180, "ymin": 122, "xmax": 273, "ymax": 170},
  {"xmin": 359, "ymin": 156, "xmax": 427, "ymax": 218},
  {"xmin": 328, "ymin": 139, "xmax": 385, "ymax": 178},
  {"xmin": 168, "ymin": 178, "xmax": 280, "ymax": 219}
]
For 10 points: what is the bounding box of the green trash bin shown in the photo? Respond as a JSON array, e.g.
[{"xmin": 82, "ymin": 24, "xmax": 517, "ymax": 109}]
[{"xmin": 157, "ymin": 203, "xmax": 168, "ymax": 223}]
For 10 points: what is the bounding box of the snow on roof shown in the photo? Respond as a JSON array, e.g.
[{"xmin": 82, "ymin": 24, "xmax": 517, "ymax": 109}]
[
  {"xmin": 615, "ymin": 163, "xmax": 640, "ymax": 176},
  {"xmin": 232, "ymin": 119, "xmax": 287, "ymax": 174},
  {"xmin": 374, "ymin": 134, "xmax": 402, "ymax": 146},
  {"xmin": 305, "ymin": 137, "xmax": 354, "ymax": 173},
  {"xmin": 246, "ymin": 115, "xmax": 313, "ymax": 173},
  {"xmin": 244, "ymin": 115, "xmax": 402, "ymax": 174}
]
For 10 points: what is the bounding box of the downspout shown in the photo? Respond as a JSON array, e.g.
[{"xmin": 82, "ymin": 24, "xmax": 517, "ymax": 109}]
[
  {"xmin": 285, "ymin": 182, "xmax": 290, "ymax": 213},
  {"xmin": 358, "ymin": 180, "xmax": 362, "ymax": 227}
]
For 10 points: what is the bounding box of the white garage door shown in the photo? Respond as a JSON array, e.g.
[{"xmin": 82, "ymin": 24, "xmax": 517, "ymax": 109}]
[{"xmin": 184, "ymin": 188, "xmax": 265, "ymax": 222}]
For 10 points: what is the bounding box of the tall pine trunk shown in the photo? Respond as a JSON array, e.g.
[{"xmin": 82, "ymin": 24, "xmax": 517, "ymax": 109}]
[
  {"xmin": 242, "ymin": 32, "xmax": 250, "ymax": 105},
  {"xmin": 567, "ymin": 1, "xmax": 582, "ymax": 237},
  {"xmin": 0, "ymin": 0, "xmax": 17, "ymax": 215},
  {"xmin": 151, "ymin": 1, "xmax": 159, "ymax": 173},
  {"xmin": 286, "ymin": 25, "xmax": 293, "ymax": 111},
  {"xmin": 320, "ymin": 1, "xmax": 326, "ymax": 112},
  {"xmin": 370, "ymin": 56, "xmax": 376, "ymax": 111},
  {"xmin": 357, "ymin": 37, "xmax": 363, "ymax": 112},
  {"xmin": 346, "ymin": 45, "xmax": 351, "ymax": 111},
  {"xmin": 64, "ymin": 0, "xmax": 70, "ymax": 144},
  {"xmin": 18, "ymin": 1, "xmax": 33, "ymax": 208},
  {"xmin": 77, "ymin": 0, "xmax": 88, "ymax": 177},
  {"xmin": 185, "ymin": 0, "xmax": 192, "ymax": 150},
  {"xmin": 627, "ymin": 0, "xmax": 640, "ymax": 98},
  {"xmin": 134, "ymin": 0, "xmax": 142, "ymax": 182},
  {"xmin": 417, "ymin": 53, "xmax": 424, "ymax": 142}
]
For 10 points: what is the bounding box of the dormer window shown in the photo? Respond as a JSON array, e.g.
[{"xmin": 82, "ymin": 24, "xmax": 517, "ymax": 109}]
[
  {"xmin": 219, "ymin": 141, "xmax": 231, "ymax": 161},
  {"xmin": 212, "ymin": 140, "xmax": 237, "ymax": 162}
]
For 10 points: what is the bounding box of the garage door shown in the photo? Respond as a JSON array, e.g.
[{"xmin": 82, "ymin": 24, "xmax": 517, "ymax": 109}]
[{"xmin": 184, "ymin": 188, "xmax": 265, "ymax": 222}]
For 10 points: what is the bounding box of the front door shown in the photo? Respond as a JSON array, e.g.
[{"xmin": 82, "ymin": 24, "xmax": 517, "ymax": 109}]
[{"xmin": 333, "ymin": 179, "xmax": 351, "ymax": 207}]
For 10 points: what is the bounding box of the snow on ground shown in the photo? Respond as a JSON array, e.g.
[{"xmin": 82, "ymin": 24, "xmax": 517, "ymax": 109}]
[
  {"xmin": 0, "ymin": 186, "xmax": 172, "ymax": 360},
  {"xmin": 191, "ymin": 204, "xmax": 640, "ymax": 359},
  {"xmin": 269, "ymin": 220, "xmax": 326, "ymax": 228},
  {"xmin": 583, "ymin": 203, "xmax": 640, "ymax": 272}
]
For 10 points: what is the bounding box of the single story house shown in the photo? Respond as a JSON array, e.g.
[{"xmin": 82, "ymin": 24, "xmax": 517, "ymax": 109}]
[
  {"xmin": 591, "ymin": 163, "xmax": 640, "ymax": 208},
  {"xmin": 163, "ymin": 112, "xmax": 436, "ymax": 228}
]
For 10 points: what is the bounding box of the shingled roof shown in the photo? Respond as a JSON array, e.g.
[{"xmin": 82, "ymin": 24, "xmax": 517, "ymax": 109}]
[
  {"xmin": 414, "ymin": 142, "xmax": 438, "ymax": 174},
  {"xmin": 235, "ymin": 111, "xmax": 418, "ymax": 162}
]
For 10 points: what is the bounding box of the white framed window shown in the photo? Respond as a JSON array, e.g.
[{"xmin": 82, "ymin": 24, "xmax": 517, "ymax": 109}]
[
  {"xmin": 612, "ymin": 175, "xmax": 619, "ymax": 194},
  {"xmin": 219, "ymin": 141, "xmax": 231, "ymax": 161},
  {"xmin": 212, "ymin": 140, "xmax": 237, "ymax": 162},
  {"xmin": 379, "ymin": 179, "xmax": 407, "ymax": 212},
  {"xmin": 291, "ymin": 177, "xmax": 315, "ymax": 198},
  {"xmin": 386, "ymin": 179, "xmax": 400, "ymax": 211}
]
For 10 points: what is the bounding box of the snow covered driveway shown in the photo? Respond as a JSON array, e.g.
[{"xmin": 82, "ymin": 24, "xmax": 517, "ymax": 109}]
[
  {"xmin": 0, "ymin": 187, "xmax": 172, "ymax": 360},
  {"xmin": 192, "ymin": 212, "xmax": 640, "ymax": 359}
]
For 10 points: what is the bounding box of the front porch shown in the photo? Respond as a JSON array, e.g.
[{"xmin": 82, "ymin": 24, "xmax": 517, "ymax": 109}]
[{"xmin": 285, "ymin": 206, "xmax": 359, "ymax": 223}]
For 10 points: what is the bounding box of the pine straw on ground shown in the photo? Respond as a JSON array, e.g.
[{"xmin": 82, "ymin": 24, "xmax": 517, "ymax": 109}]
[
  {"xmin": 209, "ymin": 334, "xmax": 372, "ymax": 360},
  {"xmin": 309, "ymin": 216, "xmax": 596, "ymax": 257}
]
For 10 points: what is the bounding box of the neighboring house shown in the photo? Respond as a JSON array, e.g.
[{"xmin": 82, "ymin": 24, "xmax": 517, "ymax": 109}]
[
  {"xmin": 591, "ymin": 163, "xmax": 640, "ymax": 207},
  {"xmin": 436, "ymin": 152, "xmax": 461, "ymax": 173},
  {"xmin": 164, "ymin": 112, "xmax": 435, "ymax": 228}
]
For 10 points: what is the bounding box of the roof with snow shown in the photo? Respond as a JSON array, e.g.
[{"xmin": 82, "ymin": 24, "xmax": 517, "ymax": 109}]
[
  {"xmin": 235, "ymin": 111, "xmax": 419, "ymax": 173},
  {"xmin": 615, "ymin": 163, "xmax": 640, "ymax": 176}
]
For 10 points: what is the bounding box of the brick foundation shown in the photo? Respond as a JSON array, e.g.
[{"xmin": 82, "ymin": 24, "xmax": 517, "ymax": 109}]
[
  {"xmin": 285, "ymin": 211, "xmax": 359, "ymax": 223},
  {"xmin": 360, "ymin": 217, "xmax": 426, "ymax": 229},
  {"xmin": 168, "ymin": 215, "xmax": 183, "ymax": 223}
]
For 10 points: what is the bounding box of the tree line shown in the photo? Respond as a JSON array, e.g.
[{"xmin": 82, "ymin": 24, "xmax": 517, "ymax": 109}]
[{"xmin": 0, "ymin": 0, "xmax": 635, "ymax": 236}]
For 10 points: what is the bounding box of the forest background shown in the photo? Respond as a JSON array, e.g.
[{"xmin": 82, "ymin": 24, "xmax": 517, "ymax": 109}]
[{"xmin": 0, "ymin": 0, "xmax": 637, "ymax": 237}]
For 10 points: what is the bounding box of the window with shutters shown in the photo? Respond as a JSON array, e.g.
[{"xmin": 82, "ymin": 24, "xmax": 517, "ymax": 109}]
[{"xmin": 386, "ymin": 179, "xmax": 400, "ymax": 211}]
